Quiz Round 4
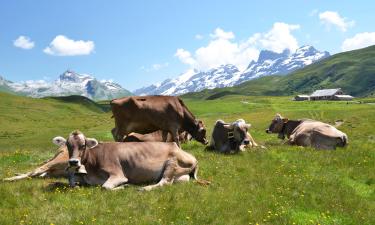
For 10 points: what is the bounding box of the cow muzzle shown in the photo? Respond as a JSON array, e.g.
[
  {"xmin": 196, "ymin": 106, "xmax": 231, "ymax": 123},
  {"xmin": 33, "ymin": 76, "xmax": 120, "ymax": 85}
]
[
  {"xmin": 68, "ymin": 158, "xmax": 81, "ymax": 167},
  {"xmin": 243, "ymin": 139, "xmax": 250, "ymax": 145}
]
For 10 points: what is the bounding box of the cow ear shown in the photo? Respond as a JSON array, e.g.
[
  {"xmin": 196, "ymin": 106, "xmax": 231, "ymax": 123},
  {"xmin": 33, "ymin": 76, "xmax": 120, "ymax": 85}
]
[
  {"xmin": 86, "ymin": 138, "xmax": 98, "ymax": 149},
  {"xmin": 223, "ymin": 124, "xmax": 233, "ymax": 129},
  {"xmin": 244, "ymin": 123, "xmax": 251, "ymax": 129},
  {"xmin": 52, "ymin": 136, "xmax": 66, "ymax": 146},
  {"xmin": 283, "ymin": 118, "xmax": 289, "ymax": 123}
]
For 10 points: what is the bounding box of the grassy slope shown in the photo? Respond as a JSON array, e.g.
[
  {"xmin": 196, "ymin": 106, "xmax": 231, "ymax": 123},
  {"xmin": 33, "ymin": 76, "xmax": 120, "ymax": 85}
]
[
  {"xmin": 184, "ymin": 45, "xmax": 375, "ymax": 100},
  {"xmin": 0, "ymin": 93, "xmax": 374, "ymax": 224}
]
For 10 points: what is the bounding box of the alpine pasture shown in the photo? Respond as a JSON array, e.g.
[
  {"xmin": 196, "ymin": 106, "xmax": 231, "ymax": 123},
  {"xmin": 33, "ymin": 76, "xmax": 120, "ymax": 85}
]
[{"xmin": 0, "ymin": 92, "xmax": 374, "ymax": 224}]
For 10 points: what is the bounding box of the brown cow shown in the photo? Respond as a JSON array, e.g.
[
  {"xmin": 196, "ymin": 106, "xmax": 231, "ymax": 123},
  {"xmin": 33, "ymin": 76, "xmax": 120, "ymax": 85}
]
[
  {"xmin": 266, "ymin": 113, "xmax": 348, "ymax": 150},
  {"xmin": 124, "ymin": 130, "xmax": 192, "ymax": 143},
  {"xmin": 52, "ymin": 130, "xmax": 206, "ymax": 190},
  {"xmin": 110, "ymin": 96, "xmax": 207, "ymax": 146},
  {"xmin": 3, "ymin": 146, "xmax": 69, "ymax": 181},
  {"xmin": 209, "ymin": 119, "xmax": 252, "ymax": 153}
]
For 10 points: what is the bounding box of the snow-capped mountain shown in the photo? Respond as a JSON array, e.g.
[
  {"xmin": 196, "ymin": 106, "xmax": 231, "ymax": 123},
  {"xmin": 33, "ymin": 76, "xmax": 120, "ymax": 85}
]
[
  {"xmin": 2, "ymin": 70, "xmax": 132, "ymax": 100},
  {"xmin": 134, "ymin": 45, "xmax": 330, "ymax": 96}
]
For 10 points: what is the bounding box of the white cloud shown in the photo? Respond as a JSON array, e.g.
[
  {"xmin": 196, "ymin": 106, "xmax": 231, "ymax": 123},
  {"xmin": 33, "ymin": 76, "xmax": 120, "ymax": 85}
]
[
  {"xmin": 319, "ymin": 11, "xmax": 354, "ymax": 32},
  {"xmin": 43, "ymin": 35, "xmax": 94, "ymax": 56},
  {"xmin": 195, "ymin": 34, "xmax": 204, "ymax": 40},
  {"xmin": 13, "ymin": 36, "xmax": 35, "ymax": 49},
  {"xmin": 255, "ymin": 22, "xmax": 300, "ymax": 53},
  {"xmin": 341, "ymin": 32, "xmax": 375, "ymax": 51},
  {"xmin": 210, "ymin": 28, "xmax": 235, "ymax": 40},
  {"xmin": 175, "ymin": 49, "xmax": 197, "ymax": 67},
  {"xmin": 141, "ymin": 62, "xmax": 169, "ymax": 72},
  {"xmin": 175, "ymin": 23, "xmax": 300, "ymax": 71}
]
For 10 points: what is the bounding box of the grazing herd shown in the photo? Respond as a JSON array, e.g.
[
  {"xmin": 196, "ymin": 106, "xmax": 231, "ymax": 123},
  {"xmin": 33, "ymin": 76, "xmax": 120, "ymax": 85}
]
[{"xmin": 4, "ymin": 96, "xmax": 348, "ymax": 190}]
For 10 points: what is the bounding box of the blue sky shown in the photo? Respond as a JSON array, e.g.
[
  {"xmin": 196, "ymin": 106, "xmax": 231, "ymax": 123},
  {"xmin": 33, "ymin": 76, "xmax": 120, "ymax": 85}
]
[{"xmin": 1, "ymin": 0, "xmax": 374, "ymax": 91}]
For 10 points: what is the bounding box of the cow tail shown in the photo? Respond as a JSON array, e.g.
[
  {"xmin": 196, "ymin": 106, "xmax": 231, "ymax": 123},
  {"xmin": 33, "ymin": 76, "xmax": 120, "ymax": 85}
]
[{"xmin": 191, "ymin": 164, "xmax": 211, "ymax": 186}]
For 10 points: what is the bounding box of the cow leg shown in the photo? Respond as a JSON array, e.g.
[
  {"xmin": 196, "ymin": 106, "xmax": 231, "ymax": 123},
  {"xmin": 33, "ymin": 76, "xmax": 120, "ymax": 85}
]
[
  {"xmin": 102, "ymin": 175, "xmax": 129, "ymax": 190},
  {"xmin": 175, "ymin": 174, "xmax": 190, "ymax": 183},
  {"xmin": 247, "ymin": 132, "xmax": 258, "ymax": 147},
  {"xmin": 170, "ymin": 128, "xmax": 180, "ymax": 146},
  {"xmin": 162, "ymin": 130, "xmax": 169, "ymax": 142}
]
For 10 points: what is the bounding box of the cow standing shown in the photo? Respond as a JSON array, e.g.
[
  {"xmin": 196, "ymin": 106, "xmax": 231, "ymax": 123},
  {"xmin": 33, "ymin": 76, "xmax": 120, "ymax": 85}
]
[
  {"xmin": 209, "ymin": 119, "xmax": 257, "ymax": 153},
  {"xmin": 52, "ymin": 130, "xmax": 205, "ymax": 190},
  {"xmin": 266, "ymin": 113, "xmax": 348, "ymax": 150},
  {"xmin": 110, "ymin": 96, "xmax": 207, "ymax": 146}
]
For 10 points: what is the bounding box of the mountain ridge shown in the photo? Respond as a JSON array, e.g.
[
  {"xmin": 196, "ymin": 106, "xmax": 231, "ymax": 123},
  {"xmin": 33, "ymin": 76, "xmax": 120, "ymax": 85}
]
[
  {"xmin": 135, "ymin": 45, "xmax": 330, "ymax": 96},
  {"xmin": 182, "ymin": 45, "xmax": 375, "ymax": 99},
  {"xmin": 0, "ymin": 70, "xmax": 132, "ymax": 100}
]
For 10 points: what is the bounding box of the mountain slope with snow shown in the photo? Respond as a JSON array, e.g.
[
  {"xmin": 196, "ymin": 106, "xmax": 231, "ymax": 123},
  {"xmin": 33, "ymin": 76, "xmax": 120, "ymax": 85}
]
[
  {"xmin": 134, "ymin": 45, "xmax": 330, "ymax": 96},
  {"xmin": 2, "ymin": 70, "xmax": 132, "ymax": 100}
]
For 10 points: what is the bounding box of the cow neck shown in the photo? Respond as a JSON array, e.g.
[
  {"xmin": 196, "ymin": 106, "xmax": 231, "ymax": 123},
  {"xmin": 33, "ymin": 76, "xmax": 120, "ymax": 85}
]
[
  {"xmin": 182, "ymin": 106, "xmax": 199, "ymax": 137},
  {"xmin": 226, "ymin": 127, "xmax": 240, "ymax": 152},
  {"xmin": 80, "ymin": 146, "xmax": 97, "ymax": 168},
  {"xmin": 279, "ymin": 120, "xmax": 302, "ymax": 139}
]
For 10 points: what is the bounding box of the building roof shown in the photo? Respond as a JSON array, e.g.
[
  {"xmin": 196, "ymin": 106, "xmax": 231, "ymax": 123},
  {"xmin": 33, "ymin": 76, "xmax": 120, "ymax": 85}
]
[
  {"xmin": 310, "ymin": 88, "xmax": 341, "ymax": 97},
  {"xmin": 295, "ymin": 95, "xmax": 310, "ymax": 98},
  {"xmin": 334, "ymin": 95, "xmax": 354, "ymax": 98}
]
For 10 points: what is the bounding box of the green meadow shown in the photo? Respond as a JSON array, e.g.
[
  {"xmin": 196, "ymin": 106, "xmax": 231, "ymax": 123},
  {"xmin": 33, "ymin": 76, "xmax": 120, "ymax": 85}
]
[{"xmin": 0, "ymin": 92, "xmax": 374, "ymax": 225}]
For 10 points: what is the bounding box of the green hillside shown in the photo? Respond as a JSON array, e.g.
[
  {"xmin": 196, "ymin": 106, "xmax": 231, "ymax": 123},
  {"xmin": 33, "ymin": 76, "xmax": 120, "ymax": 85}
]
[
  {"xmin": 184, "ymin": 45, "xmax": 375, "ymax": 99},
  {"xmin": 0, "ymin": 93, "xmax": 375, "ymax": 224},
  {"xmin": 46, "ymin": 95, "xmax": 110, "ymax": 112},
  {"xmin": 0, "ymin": 92, "xmax": 375, "ymax": 224}
]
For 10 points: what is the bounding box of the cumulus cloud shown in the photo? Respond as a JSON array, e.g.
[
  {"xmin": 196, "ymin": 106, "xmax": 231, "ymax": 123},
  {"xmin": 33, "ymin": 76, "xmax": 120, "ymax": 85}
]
[
  {"xmin": 175, "ymin": 49, "xmax": 197, "ymax": 67},
  {"xmin": 209, "ymin": 28, "xmax": 235, "ymax": 40},
  {"xmin": 319, "ymin": 11, "xmax": 354, "ymax": 32},
  {"xmin": 175, "ymin": 23, "xmax": 300, "ymax": 71},
  {"xmin": 255, "ymin": 22, "xmax": 300, "ymax": 53},
  {"xmin": 13, "ymin": 36, "xmax": 35, "ymax": 49},
  {"xmin": 341, "ymin": 32, "xmax": 375, "ymax": 51},
  {"xmin": 43, "ymin": 35, "xmax": 95, "ymax": 56}
]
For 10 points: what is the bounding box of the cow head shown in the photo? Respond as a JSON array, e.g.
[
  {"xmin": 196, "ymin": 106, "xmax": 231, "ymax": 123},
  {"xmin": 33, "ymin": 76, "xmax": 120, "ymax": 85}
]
[
  {"xmin": 266, "ymin": 114, "xmax": 288, "ymax": 138},
  {"xmin": 52, "ymin": 130, "xmax": 98, "ymax": 173},
  {"xmin": 111, "ymin": 128, "xmax": 124, "ymax": 142},
  {"xmin": 224, "ymin": 119, "xmax": 251, "ymax": 150},
  {"xmin": 193, "ymin": 120, "xmax": 208, "ymax": 145}
]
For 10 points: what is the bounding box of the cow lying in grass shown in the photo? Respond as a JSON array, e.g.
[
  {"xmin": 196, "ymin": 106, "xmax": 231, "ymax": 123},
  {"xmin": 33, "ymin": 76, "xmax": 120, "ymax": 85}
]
[
  {"xmin": 209, "ymin": 119, "xmax": 259, "ymax": 153},
  {"xmin": 3, "ymin": 131, "xmax": 192, "ymax": 183},
  {"xmin": 52, "ymin": 130, "xmax": 206, "ymax": 190},
  {"xmin": 266, "ymin": 113, "xmax": 348, "ymax": 150},
  {"xmin": 123, "ymin": 130, "xmax": 192, "ymax": 143},
  {"xmin": 4, "ymin": 146, "xmax": 69, "ymax": 181}
]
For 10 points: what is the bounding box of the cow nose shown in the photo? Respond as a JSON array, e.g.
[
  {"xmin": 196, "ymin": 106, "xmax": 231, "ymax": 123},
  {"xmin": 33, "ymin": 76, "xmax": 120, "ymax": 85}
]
[
  {"xmin": 69, "ymin": 159, "xmax": 79, "ymax": 167},
  {"xmin": 244, "ymin": 140, "xmax": 250, "ymax": 145}
]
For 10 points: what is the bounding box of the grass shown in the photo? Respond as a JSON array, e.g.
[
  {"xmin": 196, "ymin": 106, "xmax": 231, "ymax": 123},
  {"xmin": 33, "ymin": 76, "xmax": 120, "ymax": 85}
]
[{"xmin": 0, "ymin": 92, "xmax": 374, "ymax": 224}]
